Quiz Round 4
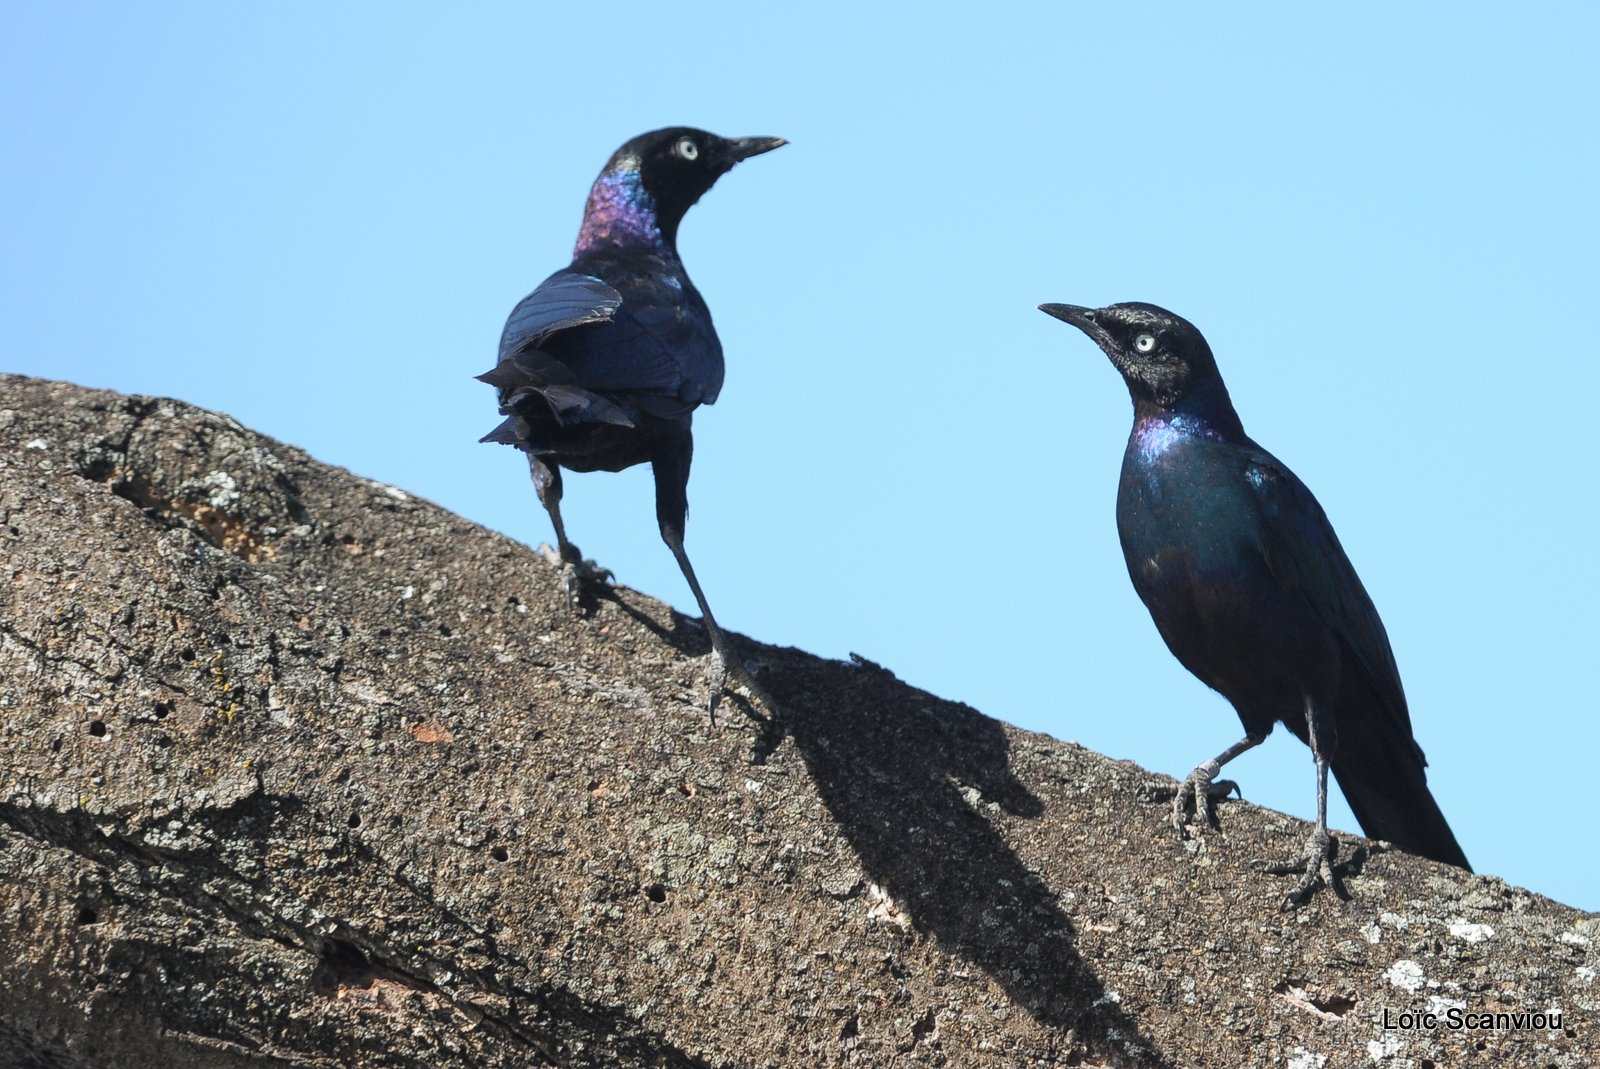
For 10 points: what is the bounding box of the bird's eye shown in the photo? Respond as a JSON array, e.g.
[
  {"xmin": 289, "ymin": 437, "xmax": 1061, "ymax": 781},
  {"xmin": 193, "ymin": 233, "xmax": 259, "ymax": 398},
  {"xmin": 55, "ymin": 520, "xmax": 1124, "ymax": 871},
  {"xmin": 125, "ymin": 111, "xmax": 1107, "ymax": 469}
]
[
  {"xmin": 1134, "ymin": 334, "xmax": 1157, "ymax": 353},
  {"xmin": 675, "ymin": 137, "xmax": 699, "ymax": 161}
]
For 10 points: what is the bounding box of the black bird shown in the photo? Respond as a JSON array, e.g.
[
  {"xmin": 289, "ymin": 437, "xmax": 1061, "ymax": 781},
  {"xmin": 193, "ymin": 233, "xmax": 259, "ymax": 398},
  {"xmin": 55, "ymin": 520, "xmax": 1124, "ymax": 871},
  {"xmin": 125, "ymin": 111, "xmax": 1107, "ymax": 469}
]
[
  {"xmin": 1040, "ymin": 301, "xmax": 1469, "ymax": 901},
  {"xmin": 478, "ymin": 127, "xmax": 786, "ymax": 714}
]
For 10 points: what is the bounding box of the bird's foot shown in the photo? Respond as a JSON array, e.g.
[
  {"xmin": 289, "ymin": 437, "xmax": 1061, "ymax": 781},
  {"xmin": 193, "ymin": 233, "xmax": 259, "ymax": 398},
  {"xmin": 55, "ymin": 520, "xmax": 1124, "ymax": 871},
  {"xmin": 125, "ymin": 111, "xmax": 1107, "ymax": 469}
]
[
  {"xmin": 536, "ymin": 543, "xmax": 614, "ymax": 610},
  {"xmin": 1172, "ymin": 760, "xmax": 1242, "ymax": 836},
  {"xmin": 704, "ymin": 654, "xmax": 729, "ymax": 723},
  {"xmin": 699, "ymin": 642, "xmax": 778, "ymax": 726},
  {"xmin": 1259, "ymin": 827, "xmax": 1339, "ymax": 908}
]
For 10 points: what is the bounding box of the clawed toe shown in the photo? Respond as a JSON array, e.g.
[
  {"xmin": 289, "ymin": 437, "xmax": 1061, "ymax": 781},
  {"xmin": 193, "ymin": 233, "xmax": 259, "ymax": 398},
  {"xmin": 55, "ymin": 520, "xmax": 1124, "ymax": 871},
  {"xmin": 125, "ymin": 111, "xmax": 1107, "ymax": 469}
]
[
  {"xmin": 704, "ymin": 654, "xmax": 729, "ymax": 722},
  {"xmin": 1258, "ymin": 828, "xmax": 1339, "ymax": 908},
  {"xmin": 561, "ymin": 559, "xmax": 613, "ymax": 607},
  {"xmin": 537, "ymin": 543, "xmax": 613, "ymax": 610},
  {"xmin": 699, "ymin": 643, "xmax": 780, "ymax": 725},
  {"xmin": 1171, "ymin": 761, "xmax": 1242, "ymax": 835}
]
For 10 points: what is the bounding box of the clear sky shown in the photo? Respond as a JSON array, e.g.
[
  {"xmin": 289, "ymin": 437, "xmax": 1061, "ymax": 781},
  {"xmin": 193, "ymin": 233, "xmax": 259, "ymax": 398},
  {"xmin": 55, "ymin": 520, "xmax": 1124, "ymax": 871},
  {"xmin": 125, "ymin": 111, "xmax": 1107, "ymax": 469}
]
[{"xmin": 4, "ymin": 4, "xmax": 1596, "ymax": 912}]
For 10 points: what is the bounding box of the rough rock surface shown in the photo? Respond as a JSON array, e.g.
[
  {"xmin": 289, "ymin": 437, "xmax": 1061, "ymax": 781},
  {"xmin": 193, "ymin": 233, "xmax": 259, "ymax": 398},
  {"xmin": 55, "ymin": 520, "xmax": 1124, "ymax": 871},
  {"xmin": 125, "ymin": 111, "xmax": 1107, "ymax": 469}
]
[{"xmin": 0, "ymin": 373, "xmax": 1593, "ymax": 1068}]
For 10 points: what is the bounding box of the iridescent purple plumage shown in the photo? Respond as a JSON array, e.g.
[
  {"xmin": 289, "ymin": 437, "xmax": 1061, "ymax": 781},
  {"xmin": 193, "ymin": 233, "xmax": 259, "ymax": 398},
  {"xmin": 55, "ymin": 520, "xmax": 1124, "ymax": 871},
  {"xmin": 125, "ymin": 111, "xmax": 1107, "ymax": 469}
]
[
  {"xmin": 574, "ymin": 166, "xmax": 662, "ymax": 254},
  {"xmin": 485, "ymin": 126, "xmax": 786, "ymax": 721},
  {"xmin": 1133, "ymin": 413, "xmax": 1225, "ymax": 464}
]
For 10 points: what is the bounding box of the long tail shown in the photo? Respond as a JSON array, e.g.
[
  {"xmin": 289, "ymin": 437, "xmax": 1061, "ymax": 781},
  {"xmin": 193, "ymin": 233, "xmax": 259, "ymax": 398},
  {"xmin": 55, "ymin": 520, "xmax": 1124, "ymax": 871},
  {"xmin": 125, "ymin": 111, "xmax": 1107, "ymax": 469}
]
[{"xmin": 1331, "ymin": 757, "xmax": 1470, "ymax": 871}]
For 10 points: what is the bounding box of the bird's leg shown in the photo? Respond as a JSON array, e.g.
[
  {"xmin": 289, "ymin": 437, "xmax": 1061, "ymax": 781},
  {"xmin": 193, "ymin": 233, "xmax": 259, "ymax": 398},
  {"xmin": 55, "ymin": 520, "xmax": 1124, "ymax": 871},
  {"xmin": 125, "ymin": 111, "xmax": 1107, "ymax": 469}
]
[
  {"xmin": 1173, "ymin": 733, "xmax": 1264, "ymax": 835},
  {"xmin": 1260, "ymin": 698, "xmax": 1339, "ymax": 906},
  {"xmin": 662, "ymin": 531, "xmax": 780, "ymax": 720},
  {"xmin": 651, "ymin": 436, "xmax": 775, "ymax": 721},
  {"xmin": 528, "ymin": 457, "xmax": 611, "ymax": 608}
]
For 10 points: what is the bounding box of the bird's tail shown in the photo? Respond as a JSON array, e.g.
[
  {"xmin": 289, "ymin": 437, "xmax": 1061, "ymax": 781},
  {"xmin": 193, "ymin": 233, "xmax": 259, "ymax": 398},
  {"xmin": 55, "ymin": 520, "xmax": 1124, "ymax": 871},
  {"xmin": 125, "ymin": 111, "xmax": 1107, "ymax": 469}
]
[
  {"xmin": 476, "ymin": 353, "xmax": 637, "ymax": 446},
  {"xmin": 1331, "ymin": 756, "xmax": 1470, "ymax": 871}
]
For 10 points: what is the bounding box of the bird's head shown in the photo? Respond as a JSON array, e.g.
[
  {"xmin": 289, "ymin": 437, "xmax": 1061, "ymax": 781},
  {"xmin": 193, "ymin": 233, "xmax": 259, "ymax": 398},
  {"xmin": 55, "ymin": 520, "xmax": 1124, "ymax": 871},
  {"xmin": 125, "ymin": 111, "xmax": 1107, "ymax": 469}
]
[
  {"xmin": 1039, "ymin": 301, "xmax": 1236, "ymax": 420},
  {"xmin": 590, "ymin": 127, "xmax": 786, "ymax": 248}
]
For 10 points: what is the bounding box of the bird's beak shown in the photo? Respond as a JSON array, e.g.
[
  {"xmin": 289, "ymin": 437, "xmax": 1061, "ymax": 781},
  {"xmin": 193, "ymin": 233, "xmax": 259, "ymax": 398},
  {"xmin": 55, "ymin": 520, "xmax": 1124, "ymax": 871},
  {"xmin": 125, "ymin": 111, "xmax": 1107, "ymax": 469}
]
[
  {"xmin": 1039, "ymin": 303, "xmax": 1115, "ymax": 351},
  {"xmin": 724, "ymin": 136, "xmax": 789, "ymax": 163},
  {"xmin": 1039, "ymin": 303, "xmax": 1096, "ymax": 328}
]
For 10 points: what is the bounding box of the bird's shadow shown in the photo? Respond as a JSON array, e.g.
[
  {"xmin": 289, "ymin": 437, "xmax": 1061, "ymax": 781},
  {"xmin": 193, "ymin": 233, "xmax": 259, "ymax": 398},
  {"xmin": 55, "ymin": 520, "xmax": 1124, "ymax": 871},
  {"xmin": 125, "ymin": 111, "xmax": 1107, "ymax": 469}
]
[
  {"xmin": 748, "ymin": 653, "xmax": 1171, "ymax": 1067},
  {"xmin": 603, "ymin": 586, "xmax": 713, "ymax": 655},
  {"xmin": 597, "ymin": 583, "xmax": 1168, "ymax": 1060}
]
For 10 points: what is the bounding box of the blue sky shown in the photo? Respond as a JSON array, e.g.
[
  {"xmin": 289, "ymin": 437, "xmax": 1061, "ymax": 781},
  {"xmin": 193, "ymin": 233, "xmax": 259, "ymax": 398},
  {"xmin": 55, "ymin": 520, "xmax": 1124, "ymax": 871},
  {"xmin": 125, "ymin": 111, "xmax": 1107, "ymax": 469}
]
[{"xmin": 4, "ymin": 3, "xmax": 1596, "ymax": 912}]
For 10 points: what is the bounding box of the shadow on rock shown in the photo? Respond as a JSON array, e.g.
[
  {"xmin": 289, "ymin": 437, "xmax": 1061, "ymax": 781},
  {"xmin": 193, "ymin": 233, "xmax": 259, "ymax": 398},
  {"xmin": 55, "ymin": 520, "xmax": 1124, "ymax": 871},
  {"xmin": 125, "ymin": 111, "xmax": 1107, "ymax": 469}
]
[{"xmin": 762, "ymin": 654, "xmax": 1169, "ymax": 1068}]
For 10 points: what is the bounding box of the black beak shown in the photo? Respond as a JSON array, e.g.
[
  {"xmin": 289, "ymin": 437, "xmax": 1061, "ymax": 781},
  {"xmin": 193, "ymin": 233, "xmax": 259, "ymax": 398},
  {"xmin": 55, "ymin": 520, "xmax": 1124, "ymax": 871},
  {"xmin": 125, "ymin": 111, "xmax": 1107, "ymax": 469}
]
[
  {"xmin": 1039, "ymin": 303, "xmax": 1115, "ymax": 351},
  {"xmin": 724, "ymin": 136, "xmax": 788, "ymax": 163},
  {"xmin": 1039, "ymin": 303, "xmax": 1096, "ymax": 328}
]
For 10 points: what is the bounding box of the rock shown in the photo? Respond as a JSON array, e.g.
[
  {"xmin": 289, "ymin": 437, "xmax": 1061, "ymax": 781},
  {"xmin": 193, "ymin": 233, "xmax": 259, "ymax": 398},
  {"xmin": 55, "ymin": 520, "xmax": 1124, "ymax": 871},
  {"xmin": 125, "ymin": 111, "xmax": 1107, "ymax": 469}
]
[{"xmin": 1, "ymin": 374, "xmax": 1593, "ymax": 1067}]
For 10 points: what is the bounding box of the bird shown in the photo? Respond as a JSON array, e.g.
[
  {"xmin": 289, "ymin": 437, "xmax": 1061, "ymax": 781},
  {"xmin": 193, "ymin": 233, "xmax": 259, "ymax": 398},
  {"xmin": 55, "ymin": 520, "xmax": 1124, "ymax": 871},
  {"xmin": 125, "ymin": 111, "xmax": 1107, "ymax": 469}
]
[
  {"xmin": 1039, "ymin": 300, "xmax": 1469, "ymax": 903},
  {"xmin": 478, "ymin": 127, "xmax": 786, "ymax": 716}
]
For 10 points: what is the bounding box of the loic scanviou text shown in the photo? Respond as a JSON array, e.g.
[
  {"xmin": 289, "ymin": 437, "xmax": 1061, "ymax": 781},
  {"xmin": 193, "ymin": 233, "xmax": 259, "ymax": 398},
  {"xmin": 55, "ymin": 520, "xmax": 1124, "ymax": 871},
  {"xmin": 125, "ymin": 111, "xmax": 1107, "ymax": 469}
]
[{"xmin": 1381, "ymin": 1007, "xmax": 1563, "ymax": 1032}]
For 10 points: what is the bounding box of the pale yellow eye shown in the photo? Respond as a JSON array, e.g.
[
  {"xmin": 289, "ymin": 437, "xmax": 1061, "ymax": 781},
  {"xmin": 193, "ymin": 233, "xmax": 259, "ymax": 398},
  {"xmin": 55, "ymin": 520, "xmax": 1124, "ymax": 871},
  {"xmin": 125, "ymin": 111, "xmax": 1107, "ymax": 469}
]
[
  {"xmin": 676, "ymin": 137, "xmax": 699, "ymax": 160},
  {"xmin": 1134, "ymin": 334, "xmax": 1156, "ymax": 353}
]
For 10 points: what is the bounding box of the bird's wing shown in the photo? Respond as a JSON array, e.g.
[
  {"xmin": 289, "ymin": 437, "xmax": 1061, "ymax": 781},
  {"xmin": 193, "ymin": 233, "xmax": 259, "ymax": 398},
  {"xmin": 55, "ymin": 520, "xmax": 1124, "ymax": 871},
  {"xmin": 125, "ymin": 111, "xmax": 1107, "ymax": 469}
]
[
  {"xmin": 477, "ymin": 271, "xmax": 637, "ymax": 440},
  {"xmin": 497, "ymin": 270, "xmax": 623, "ymax": 361},
  {"xmin": 1244, "ymin": 451, "xmax": 1410, "ymax": 723},
  {"xmin": 483, "ymin": 259, "xmax": 723, "ymax": 428},
  {"xmin": 542, "ymin": 268, "xmax": 725, "ymax": 405}
]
